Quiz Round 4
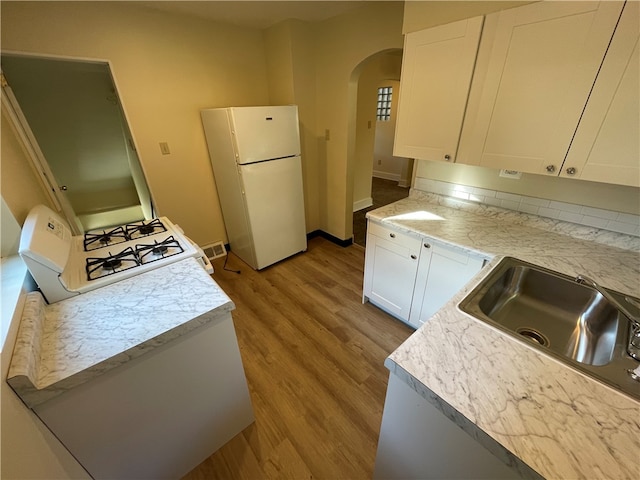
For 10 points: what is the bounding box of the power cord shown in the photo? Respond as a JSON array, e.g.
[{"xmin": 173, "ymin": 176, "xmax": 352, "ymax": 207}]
[{"xmin": 222, "ymin": 253, "xmax": 241, "ymax": 274}]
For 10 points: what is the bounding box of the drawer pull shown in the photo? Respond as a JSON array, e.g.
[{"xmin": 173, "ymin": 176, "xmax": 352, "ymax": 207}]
[
  {"xmin": 410, "ymin": 254, "xmax": 417, "ymax": 260},
  {"xmin": 389, "ymin": 233, "xmax": 396, "ymax": 238},
  {"xmin": 424, "ymin": 243, "xmax": 431, "ymax": 249}
]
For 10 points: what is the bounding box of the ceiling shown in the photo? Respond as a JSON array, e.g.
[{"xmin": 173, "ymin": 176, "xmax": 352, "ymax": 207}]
[{"xmin": 134, "ymin": 1, "xmax": 372, "ymax": 29}]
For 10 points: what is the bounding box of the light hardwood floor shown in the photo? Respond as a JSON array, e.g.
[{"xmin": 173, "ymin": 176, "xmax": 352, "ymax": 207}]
[{"xmin": 183, "ymin": 236, "xmax": 413, "ymax": 479}]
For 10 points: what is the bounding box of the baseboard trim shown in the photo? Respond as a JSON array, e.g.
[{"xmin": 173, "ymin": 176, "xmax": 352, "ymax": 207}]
[
  {"xmin": 353, "ymin": 197, "xmax": 373, "ymax": 212},
  {"xmin": 307, "ymin": 230, "xmax": 353, "ymax": 247},
  {"xmin": 372, "ymin": 171, "xmax": 401, "ymax": 182}
]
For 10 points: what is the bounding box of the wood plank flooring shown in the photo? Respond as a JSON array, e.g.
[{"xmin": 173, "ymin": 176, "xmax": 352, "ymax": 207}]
[{"xmin": 183, "ymin": 236, "xmax": 413, "ymax": 479}]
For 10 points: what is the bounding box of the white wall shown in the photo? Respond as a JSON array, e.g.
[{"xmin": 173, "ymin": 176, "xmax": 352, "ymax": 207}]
[{"xmin": 315, "ymin": 1, "xmax": 405, "ymax": 239}]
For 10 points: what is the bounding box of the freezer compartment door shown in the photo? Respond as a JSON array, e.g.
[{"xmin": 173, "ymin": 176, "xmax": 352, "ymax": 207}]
[
  {"xmin": 230, "ymin": 106, "xmax": 301, "ymax": 164},
  {"xmin": 240, "ymin": 156, "xmax": 307, "ymax": 269}
]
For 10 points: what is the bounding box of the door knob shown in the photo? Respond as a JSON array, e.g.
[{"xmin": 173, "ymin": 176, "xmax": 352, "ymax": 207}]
[
  {"xmin": 545, "ymin": 165, "xmax": 556, "ymax": 173},
  {"xmin": 60, "ymin": 185, "xmax": 68, "ymax": 191},
  {"xmin": 565, "ymin": 167, "xmax": 577, "ymax": 175}
]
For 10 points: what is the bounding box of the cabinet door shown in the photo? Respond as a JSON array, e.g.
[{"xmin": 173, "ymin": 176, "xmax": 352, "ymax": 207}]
[
  {"xmin": 363, "ymin": 224, "xmax": 421, "ymax": 322},
  {"xmin": 458, "ymin": 1, "xmax": 624, "ymax": 175},
  {"xmin": 409, "ymin": 241, "xmax": 485, "ymax": 328},
  {"xmin": 561, "ymin": 1, "xmax": 639, "ymax": 186},
  {"xmin": 393, "ymin": 16, "xmax": 483, "ymax": 162}
]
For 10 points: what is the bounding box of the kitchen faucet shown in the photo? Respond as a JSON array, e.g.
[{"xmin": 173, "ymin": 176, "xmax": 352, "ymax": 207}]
[{"xmin": 576, "ymin": 274, "xmax": 640, "ymax": 362}]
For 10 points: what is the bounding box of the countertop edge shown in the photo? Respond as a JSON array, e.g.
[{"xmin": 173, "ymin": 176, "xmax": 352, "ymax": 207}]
[
  {"xmin": 383, "ymin": 357, "xmax": 542, "ymax": 480},
  {"xmin": 8, "ymin": 300, "xmax": 234, "ymax": 408}
]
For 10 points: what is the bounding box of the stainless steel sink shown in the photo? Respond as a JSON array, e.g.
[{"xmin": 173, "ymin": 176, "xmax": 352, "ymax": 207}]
[{"xmin": 459, "ymin": 257, "xmax": 640, "ymax": 400}]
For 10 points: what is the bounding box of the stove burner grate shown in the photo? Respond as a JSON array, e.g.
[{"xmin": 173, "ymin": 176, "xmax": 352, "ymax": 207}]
[
  {"xmin": 126, "ymin": 219, "xmax": 167, "ymax": 240},
  {"xmin": 86, "ymin": 247, "xmax": 141, "ymax": 281},
  {"xmin": 84, "ymin": 226, "xmax": 129, "ymax": 251},
  {"xmin": 135, "ymin": 236, "xmax": 184, "ymax": 264}
]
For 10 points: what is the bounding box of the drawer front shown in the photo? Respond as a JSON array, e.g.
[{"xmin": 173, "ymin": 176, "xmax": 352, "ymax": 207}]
[{"xmin": 368, "ymin": 222, "xmax": 421, "ymax": 252}]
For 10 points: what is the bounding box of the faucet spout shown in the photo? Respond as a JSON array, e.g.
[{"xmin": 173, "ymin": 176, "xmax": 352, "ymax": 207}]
[{"xmin": 576, "ymin": 274, "xmax": 640, "ymax": 361}]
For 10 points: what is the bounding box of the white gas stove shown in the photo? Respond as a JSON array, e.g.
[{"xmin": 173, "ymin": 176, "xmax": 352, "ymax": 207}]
[{"xmin": 19, "ymin": 205, "xmax": 213, "ymax": 303}]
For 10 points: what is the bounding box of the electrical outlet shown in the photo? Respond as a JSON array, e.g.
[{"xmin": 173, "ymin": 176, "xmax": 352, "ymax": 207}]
[
  {"xmin": 159, "ymin": 142, "xmax": 170, "ymax": 155},
  {"xmin": 378, "ymin": 159, "xmax": 382, "ymax": 165},
  {"xmin": 499, "ymin": 169, "xmax": 522, "ymax": 179},
  {"xmin": 325, "ymin": 129, "xmax": 330, "ymax": 141}
]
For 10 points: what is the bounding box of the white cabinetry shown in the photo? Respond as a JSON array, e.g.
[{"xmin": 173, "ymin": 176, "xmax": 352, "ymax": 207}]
[
  {"xmin": 396, "ymin": 1, "xmax": 637, "ymax": 187},
  {"xmin": 458, "ymin": 1, "xmax": 624, "ymax": 175},
  {"xmin": 33, "ymin": 315, "xmax": 254, "ymax": 480},
  {"xmin": 560, "ymin": 1, "xmax": 639, "ymax": 187},
  {"xmin": 393, "ymin": 16, "xmax": 483, "ymax": 162},
  {"xmin": 363, "ymin": 221, "xmax": 421, "ymax": 321},
  {"xmin": 374, "ymin": 374, "xmax": 518, "ymax": 479},
  {"xmin": 409, "ymin": 241, "xmax": 485, "ymax": 328},
  {"xmin": 363, "ymin": 221, "xmax": 487, "ymax": 328}
]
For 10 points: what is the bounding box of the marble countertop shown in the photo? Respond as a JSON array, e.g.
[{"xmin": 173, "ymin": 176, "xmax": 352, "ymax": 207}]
[
  {"xmin": 8, "ymin": 258, "xmax": 233, "ymax": 408},
  {"xmin": 369, "ymin": 191, "xmax": 640, "ymax": 479},
  {"xmin": 367, "ymin": 190, "xmax": 640, "ymax": 297}
]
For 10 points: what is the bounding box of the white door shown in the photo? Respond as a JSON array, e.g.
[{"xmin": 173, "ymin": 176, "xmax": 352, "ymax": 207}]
[
  {"xmin": 231, "ymin": 106, "xmax": 301, "ymax": 164},
  {"xmin": 459, "ymin": 1, "xmax": 624, "ymax": 174},
  {"xmin": 410, "ymin": 242, "xmax": 485, "ymax": 328},
  {"xmin": 240, "ymin": 156, "xmax": 307, "ymax": 270},
  {"xmin": 1, "ymin": 74, "xmax": 82, "ymax": 234},
  {"xmin": 393, "ymin": 16, "xmax": 483, "ymax": 162}
]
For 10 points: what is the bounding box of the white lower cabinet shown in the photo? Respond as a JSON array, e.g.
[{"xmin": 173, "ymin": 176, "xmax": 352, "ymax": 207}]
[
  {"xmin": 409, "ymin": 241, "xmax": 486, "ymax": 328},
  {"xmin": 374, "ymin": 374, "xmax": 520, "ymax": 479},
  {"xmin": 363, "ymin": 222, "xmax": 421, "ymax": 321},
  {"xmin": 363, "ymin": 221, "xmax": 487, "ymax": 328}
]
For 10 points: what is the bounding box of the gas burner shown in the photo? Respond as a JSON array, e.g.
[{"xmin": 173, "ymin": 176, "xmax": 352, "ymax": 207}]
[
  {"xmin": 101, "ymin": 258, "xmax": 122, "ymax": 270},
  {"xmin": 84, "ymin": 226, "xmax": 129, "ymax": 251},
  {"xmin": 135, "ymin": 236, "xmax": 184, "ymax": 265},
  {"xmin": 126, "ymin": 219, "xmax": 167, "ymax": 240},
  {"xmin": 86, "ymin": 247, "xmax": 141, "ymax": 281},
  {"xmin": 152, "ymin": 244, "xmax": 168, "ymax": 255}
]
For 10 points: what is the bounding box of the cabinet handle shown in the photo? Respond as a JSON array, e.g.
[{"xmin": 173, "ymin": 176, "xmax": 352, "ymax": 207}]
[
  {"xmin": 389, "ymin": 233, "xmax": 396, "ymax": 238},
  {"xmin": 410, "ymin": 254, "xmax": 417, "ymax": 260},
  {"xmin": 565, "ymin": 167, "xmax": 577, "ymax": 175},
  {"xmin": 444, "ymin": 154, "xmax": 451, "ymax": 162},
  {"xmin": 545, "ymin": 165, "xmax": 556, "ymax": 173},
  {"xmin": 424, "ymin": 243, "xmax": 431, "ymax": 249}
]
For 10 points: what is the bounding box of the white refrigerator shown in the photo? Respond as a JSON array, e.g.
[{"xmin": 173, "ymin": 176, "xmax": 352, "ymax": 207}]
[{"xmin": 201, "ymin": 105, "xmax": 307, "ymax": 270}]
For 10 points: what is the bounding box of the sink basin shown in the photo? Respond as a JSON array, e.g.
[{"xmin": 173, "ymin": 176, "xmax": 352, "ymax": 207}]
[{"xmin": 459, "ymin": 257, "xmax": 640, "ymax": 400}]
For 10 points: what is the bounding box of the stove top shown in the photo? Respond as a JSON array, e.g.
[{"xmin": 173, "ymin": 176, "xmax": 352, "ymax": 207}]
[
  {"xmin": 19, "ymin": 205, "xmax": 213, "ymax": 304},
  {"xmin": 62, "ymin": 217, "xmax": 202, "ymax": 293}
]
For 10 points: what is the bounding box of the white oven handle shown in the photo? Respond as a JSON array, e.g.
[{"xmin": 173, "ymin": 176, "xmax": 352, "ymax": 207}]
[{"xmin": 173, "ymin": 225, "xmax": 214, "ymax": 274}]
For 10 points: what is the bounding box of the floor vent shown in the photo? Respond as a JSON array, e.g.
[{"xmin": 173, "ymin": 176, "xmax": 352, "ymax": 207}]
[{"xmin": 202, "ymin": 241, "xmax": 227, "ymax": 260}]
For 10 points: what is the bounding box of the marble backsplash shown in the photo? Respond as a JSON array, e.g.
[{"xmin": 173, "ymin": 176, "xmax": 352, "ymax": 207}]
[{"xmin": 414, "ymin": 177, "xmax": 640, "ymax": 237}]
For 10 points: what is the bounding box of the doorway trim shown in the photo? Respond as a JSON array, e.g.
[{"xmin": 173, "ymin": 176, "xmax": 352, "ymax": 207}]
[{"xmin": 1, "ymin": 50, "xmax": 155, "ymax": 230}]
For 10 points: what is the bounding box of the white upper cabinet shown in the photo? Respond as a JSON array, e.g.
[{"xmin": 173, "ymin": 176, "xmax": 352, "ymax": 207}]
[
  {"xmin": 456, "ymin": 1, "xmax": 624, "ymax": 175},
  {"xmin": 393, "ymin": 16, "xmax": 483, "ymax": 163},
  {"xmin": 561, "ymin": 1, "xmax": 639, "ymax": 187}
]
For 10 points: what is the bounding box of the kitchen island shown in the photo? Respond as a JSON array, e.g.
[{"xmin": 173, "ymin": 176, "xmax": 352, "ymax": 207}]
[
  {"xmin": 7, "ymin": 257, "xmax": 254, "ymax": 479},
  {"xmin": 368, "ymin": 191, "xmax": 640, "ymax": 479}
]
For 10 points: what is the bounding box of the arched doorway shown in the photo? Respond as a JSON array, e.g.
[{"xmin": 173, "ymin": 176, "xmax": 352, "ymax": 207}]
[{"xmin": 347, "ymin": 49, "xmax": 412, "ymax": 247}]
